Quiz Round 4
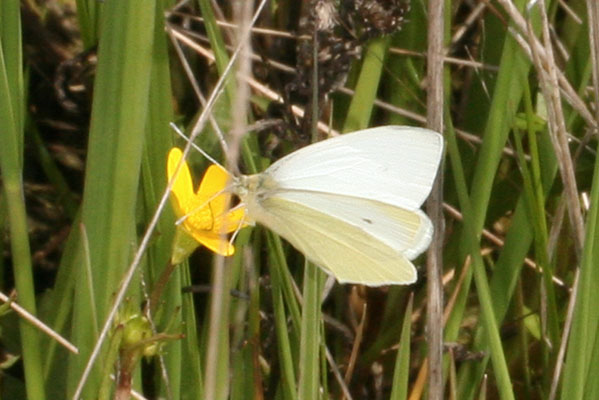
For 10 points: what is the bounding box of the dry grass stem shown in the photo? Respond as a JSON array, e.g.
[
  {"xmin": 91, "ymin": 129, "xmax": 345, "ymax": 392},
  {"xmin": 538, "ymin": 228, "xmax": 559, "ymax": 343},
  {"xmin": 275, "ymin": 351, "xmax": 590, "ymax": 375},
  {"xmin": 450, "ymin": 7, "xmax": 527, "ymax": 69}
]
[
  {"xmin": 526, "ymin": 0, "xmax": 585, "ymax": 255},
  {"xmin": 166, "ymin": 24, "xmax": 230, "ymax": 152},
  {"xmin": 441, "ymin": 203, "xmax": 571, "ymax": 287},
  {"xmin": 326, "ymin": 347, "xmax": 354, "ymax": 400},
  {"xmin": 548, "ymin": 268, "xmax": 580, "ymax": 400},
  {"xmin": 0, "ymin": 291, "xmax": 78, "ymax": 354},
  {"xmin": 586, "ymin": 0, "xmax": 599, "ymax": 125},
  {"xmin": 496, "ymin": 0, "xmax": 596, "ymax": 129},
  {"xmin": 203, "ymin": 2, "xmax": 258, "ymax": 398},
  {"xmin": 425, "ymin": 0, "xmax": 446, "ymax": 396},
  {"xmin": 450, "ymin": 2, "xmax": 488, "ymax": 47},
  {"xmin": 167, "ymin": 25, "xmax": 339, "ymax": 137},
  {"xmin": 343, "ymin": 304, "xmax": 367, "ymax": 387}
]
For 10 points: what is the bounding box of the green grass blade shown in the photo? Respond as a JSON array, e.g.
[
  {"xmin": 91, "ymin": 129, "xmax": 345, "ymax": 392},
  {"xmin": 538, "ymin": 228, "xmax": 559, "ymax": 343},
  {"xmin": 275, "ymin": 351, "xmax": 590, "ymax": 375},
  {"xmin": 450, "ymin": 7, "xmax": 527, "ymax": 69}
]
[
  {"xmin": 446, "ymin": 117, "xmax": 514, "ymax": 400},
  {"xmin": 561, "ymin": 141, "xmax": 599, "ymax": 399},
  {"xmin": 180, "ymin": 262, "xmax": 204, "ymax": 399},
  {"xmin": 203, "ymin": 256, "xmax": 232, "ymax": 400},
  {"xmin": 390, "ymin": 295, "xmax": 414, "ymax": 400},
  {"xmin": 445, "ymin": 0, "xmax": 534, "ymax": 368},
  {"xmin": 298, "ymin": 262, "xmax": 322, "ymax": 400},
  {"xmin": 196, "ymin": 0, "xmax": 235, "ymax": 106},
  {"xmin": 266, "ymin": 232, "xmax": 298, "ymax": 399},
  {"xmin": 138, "ymin": 0, "xmax": 180, "ymax": 396},
  {"xmin": 0, "ymin": 19, "xmax": 46, "ymax": 400},
  {"xmin": 456, "ymin": 113, "xmax": 559, "ymax": 398},
  {"xmin": 267, "ymin": 232, "xmax": 302, "ymax": 330},
  {"xmin": 74, "ymin": 0, "xmax": 102, "ymax": 47},
  {"xmin": 464, "ymin": 0, "xmax": 535, "ymax": 238},
  {"xmin": 67, "ymin": 0, "xmax": 156, "ymax": 396},
  {"xmin": 1, "ymin": 0, "xmax": 24, "ymax": 138},
  {"xmin": 343, "ymin": 36, "xmax": 391, "ymax": 132}
]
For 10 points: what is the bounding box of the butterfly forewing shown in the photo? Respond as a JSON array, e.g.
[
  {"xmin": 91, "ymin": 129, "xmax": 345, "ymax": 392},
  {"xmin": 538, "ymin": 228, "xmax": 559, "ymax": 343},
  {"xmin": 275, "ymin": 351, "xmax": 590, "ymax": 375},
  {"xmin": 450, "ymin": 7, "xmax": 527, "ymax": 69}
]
[{"xmin": 264, "ymin": 126, "xmax": 443, "ymax": 210}]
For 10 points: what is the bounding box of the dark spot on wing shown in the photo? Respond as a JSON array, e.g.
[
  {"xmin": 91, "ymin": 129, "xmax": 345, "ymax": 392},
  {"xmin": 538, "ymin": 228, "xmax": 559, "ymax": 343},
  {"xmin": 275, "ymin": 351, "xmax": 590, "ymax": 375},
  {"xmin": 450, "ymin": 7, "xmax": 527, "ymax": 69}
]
[{"xmin": 362, "ymin": 218, "xmax": 372, "ymax": 224}]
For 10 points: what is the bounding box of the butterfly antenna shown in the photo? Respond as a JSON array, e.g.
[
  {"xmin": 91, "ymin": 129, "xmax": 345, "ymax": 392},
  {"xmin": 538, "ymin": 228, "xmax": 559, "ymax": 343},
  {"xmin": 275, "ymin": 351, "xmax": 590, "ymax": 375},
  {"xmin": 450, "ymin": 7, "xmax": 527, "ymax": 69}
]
[
  {"xmin": 169, "ymin": 122, "xmax": 228, "ymax": 173},
  {"xmin": 229, "ymin": 206, "xmax": 250, "ymax": 246}
]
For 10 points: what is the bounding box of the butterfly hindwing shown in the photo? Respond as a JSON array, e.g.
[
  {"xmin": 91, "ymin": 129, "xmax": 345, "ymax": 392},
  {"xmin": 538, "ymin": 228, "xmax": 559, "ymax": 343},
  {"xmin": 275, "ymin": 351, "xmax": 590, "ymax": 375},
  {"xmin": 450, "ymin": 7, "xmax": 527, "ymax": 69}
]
[
  {"xmin": 270, "ymin": 191, "xmax": 433, "ymax": 259},
  {"xmin": 251, "ymin": 193, "xmax": 420, "ymax": 286}
]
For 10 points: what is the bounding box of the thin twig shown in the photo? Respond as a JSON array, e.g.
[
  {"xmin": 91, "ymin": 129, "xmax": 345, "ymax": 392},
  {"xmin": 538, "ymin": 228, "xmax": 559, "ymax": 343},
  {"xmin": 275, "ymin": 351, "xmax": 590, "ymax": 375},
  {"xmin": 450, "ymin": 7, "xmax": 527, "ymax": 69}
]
[{"xmin": 0, "ymin": 291, "xmax": 78, "ymax": 354}]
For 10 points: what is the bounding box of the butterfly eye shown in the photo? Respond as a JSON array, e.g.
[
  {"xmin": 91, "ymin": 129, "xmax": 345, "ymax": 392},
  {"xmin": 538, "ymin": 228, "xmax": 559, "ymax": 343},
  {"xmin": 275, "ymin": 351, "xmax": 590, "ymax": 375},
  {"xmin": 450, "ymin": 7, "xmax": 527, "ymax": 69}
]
[{"xmin": 256, "ymin": 191, "xmax": 268, "ymax": 202}]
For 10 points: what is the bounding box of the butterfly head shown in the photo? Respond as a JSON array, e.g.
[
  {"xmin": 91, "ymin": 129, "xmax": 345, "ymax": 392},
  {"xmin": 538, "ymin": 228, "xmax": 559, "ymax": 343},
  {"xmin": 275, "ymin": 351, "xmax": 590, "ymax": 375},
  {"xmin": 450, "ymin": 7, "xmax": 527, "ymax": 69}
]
[{"xmin": 234, "ymin": 173, "xmax": 279, "ymax": 208}]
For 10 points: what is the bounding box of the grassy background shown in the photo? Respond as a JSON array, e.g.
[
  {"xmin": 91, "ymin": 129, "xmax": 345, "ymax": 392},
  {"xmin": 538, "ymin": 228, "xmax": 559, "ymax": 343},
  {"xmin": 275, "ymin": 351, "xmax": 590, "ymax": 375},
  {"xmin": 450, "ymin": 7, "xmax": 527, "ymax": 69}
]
[{"xmin": 1, "ymin": 0, "xmax": 599, "ymax": 399}]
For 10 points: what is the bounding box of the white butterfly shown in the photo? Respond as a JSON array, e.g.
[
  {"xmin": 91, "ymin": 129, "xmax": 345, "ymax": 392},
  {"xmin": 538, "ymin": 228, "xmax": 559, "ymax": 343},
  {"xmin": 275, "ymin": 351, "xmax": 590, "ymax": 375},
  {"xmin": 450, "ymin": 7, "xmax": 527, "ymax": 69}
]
[{"xmin": 231, "ymin": 125, "xmax": 443, "ymax": 286}]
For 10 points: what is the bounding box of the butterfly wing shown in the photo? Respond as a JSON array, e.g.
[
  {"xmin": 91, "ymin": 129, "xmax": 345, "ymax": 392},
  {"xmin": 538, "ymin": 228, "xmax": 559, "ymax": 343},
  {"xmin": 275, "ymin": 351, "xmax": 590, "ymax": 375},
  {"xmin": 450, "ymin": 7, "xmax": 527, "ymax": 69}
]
[
  {"xmin": 248, "ymin": 192, "xmax": 430, "ymax": 285},
  {"xmin": 263, "ymin": 126, "xmax": 443, "ymax": 210},
  {"xmin": 236, "ymin": 125, "xmax": 443, "ymax": 285}
]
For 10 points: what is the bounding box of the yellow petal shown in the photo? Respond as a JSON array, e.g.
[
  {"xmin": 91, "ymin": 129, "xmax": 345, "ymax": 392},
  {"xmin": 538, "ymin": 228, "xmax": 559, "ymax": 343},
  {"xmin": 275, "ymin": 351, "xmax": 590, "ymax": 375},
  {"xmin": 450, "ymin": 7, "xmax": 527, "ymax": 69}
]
[
  {"xmin": 213, "ymin": 206, "xmax": 249, "ymax": 234},
  {"xmin": 167, "ymin": 148, "xmax": 194, "ymax": 216},
  {"xmin": 190, "ymin": 231, "xmax": 235, "ymax": 256},
  {"xmin": 197, "ymin": 164, "xmax": 232, "ymax": 215}
]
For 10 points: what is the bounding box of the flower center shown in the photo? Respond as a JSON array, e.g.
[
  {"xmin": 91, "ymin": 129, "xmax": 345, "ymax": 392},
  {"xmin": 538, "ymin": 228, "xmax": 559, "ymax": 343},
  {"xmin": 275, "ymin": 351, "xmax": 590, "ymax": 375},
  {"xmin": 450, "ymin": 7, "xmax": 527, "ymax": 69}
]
[{"xmin": 183, "ymin": 200, "xmax": 214, "ymax": 231}]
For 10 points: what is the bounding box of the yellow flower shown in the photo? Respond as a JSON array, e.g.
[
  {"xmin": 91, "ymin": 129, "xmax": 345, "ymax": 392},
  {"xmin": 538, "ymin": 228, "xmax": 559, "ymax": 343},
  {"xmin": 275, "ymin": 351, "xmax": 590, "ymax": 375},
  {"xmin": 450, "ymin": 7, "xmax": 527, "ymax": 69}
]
[{"xmin": 167, "ymin": 147, "xmax": 246, "ymax": 263}]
